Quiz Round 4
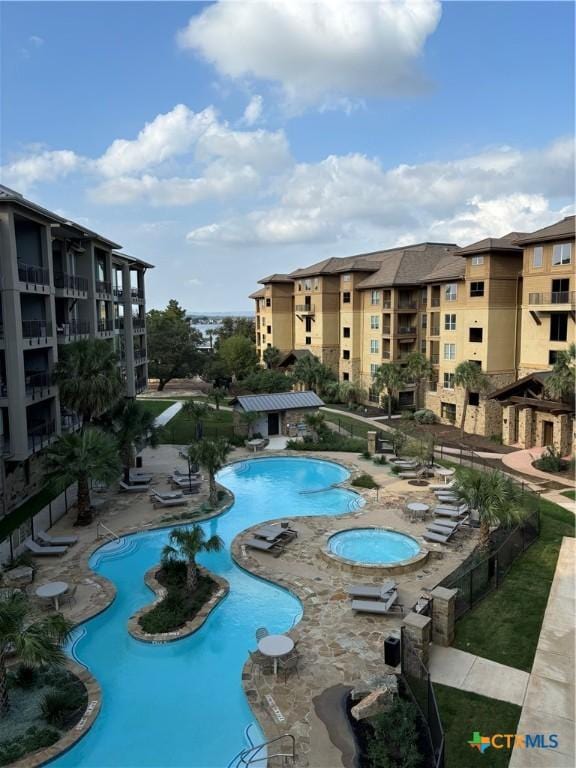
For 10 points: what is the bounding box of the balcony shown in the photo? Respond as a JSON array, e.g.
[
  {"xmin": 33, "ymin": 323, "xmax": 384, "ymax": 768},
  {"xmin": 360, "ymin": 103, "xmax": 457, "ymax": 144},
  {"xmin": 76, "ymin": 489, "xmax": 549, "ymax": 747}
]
[
  {"xmin": 61, "ymin": 411, "xmax": 82, "ymax": 433},
  {"xmin": 25, "ymin": 371, "xmax": 55, "ymax": 400},
  {"xmin": 130, "ymin": 287, "xmax": 145, "ymax": 300},
  {"xmin": 27, "ymin": 419, "xmax": 57, "ymax": 454},
  {"xmin": 295, "ymin": 304, "xmax": 315, "ymax": 314},
  {"xmin": 382, "ymin": 326, "xmax": 391, "ymax": 336},
  {"xmin": 431, "ymin": 354, "xmax": 440, "ymax": 365},
  {"xmin": 115, "ymin": 317, "xmax": 124, "ymax": 330},
  {"xmin": 431, "ymin": 297, "xmax": 440, "ymax": 307},
  {"xmin": 113, "ymin": 287, "xmax": 124, "ymax": 300},
  {"xmin": 528, "ymin": 291, "xmax": 575, "ymax": 307},
  {"xmin": 135, "ymin": 377, "xmax": 148, "ymax": 394},
  {"xmin": 97, "ymin": 319, "xmax": 114, "ymax": 333},
  {"xmin": 429, "ymin": 326, "xmax": 440, "ymax": 337},
  {"xmin": 134, "ymin": 349, "xmax": 147, "ymax": 364},
  {"xmin": 382, "ymin": 300, "xmax": 392, "ymax": 309},
  {"xmin": 22, "ymin": 319, "xmax": 52, "ymax": 340},
  {"xmin": 95, "ymin": 280, "xmax": 112, "ymax": 295},
  {"xmin": 57, "ymin": 319, "xmax": 90, "ymax": 340},
  {"xmin": 397, "ymin": 299, "xmax": 418, "ymax": 310},
  {"xmin": 18, "ymin": 262, "xmax": 50, "ymax": 288},
  {"xmin": 382, "ymin": 350, "xmax": 391, "ymax": 359},
  {"xmin": 132, "ymin": 319, "xmax": 146, "ymax": 333},
  {"xmin": 54, "ymin": 272, "xmax": 88, "ymax": 295},
  {"xmin": 397, "ymin": 326, "xmax": 417, "ymax": 336}
]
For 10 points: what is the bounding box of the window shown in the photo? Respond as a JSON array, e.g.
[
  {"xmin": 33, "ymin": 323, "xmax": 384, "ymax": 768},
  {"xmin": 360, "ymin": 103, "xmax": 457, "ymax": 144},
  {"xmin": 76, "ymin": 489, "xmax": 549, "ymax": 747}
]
[
  {"xmin": 470, "ymin": 281, "xmax": 485, "ymax": 297},
  {"xmin": 342, "ymin": 372, "xmax": 350, "ymax": 381},
  {"xmin": 371, "ymin": 290, "xmax": 380, "ymax": 305},
  {"xmin": 469, "ymin": 327, "xmax": 483, "ymax": 343},
  {"xmin": 370, "ymin": 364, "xmax": 379, "ymax": 376},
  {"xmin": 551, "ymin": 279, "xmax": 569, "ymax": 303},
  {"xmin": 550, "ymin": 313, "xmax": 568, "ymax": 342},
  {"xmin": 342, "ymin": 291, "xmax": 351, "ymax": 304},
  {"xmin": 305, "ymin": 336, "xmax": 311, "ymax": 345},
  {"xmin": 444, "ymin": 314, "xmax": 456, "ymax": 331},
  {"xmin": 343, "ymin": 350, "xmax": 350, "ymax": 360},
  {"xmin": 421, "ymin": 313, "xmax": 427, "ymax": 329},
  {"xmin": 468, "ymin": 392, "xmax": 480, "ymax": 406},
  {"xmin": 370, "ymin": 339, "xmax": 380, "ymax": 354},
  {"xmin": 445, "ymin": 284, "xmax": 457, "ymax": 301},
  {"xmin": 343, "ymin": 327, "xmax": 351, "ymax": 338},
  {"xmin": 444, "ymin": 343, "xmax": 456, "ymax": 360},
  {"xmin": 266, "ymin": 325, "xmax": 271, "ymax": 334},
  {"xmin": 443, "ymin": 373, "xmax": 455, "ymax": 390},
  {"xmin": 420, "ymin": 340, "xmax": 427, "ymax": 353},
  {"xmin": 471, "ymin": 256, "xmax": 484, "ymax": 265},
  {"xmin": 552, "ymin": 243, "xmax": 572, "ymax": 265},
  {"xmin": 533, "ymin": 247, "xmax": 543, "ymax": 267},
  {"xmin": 441, "ymin": 402, "xmax": 457, "ymax": 423},
  {"xmin": 549, "ymin": 350, "xmax": 560, "ymax": 365},
  {"xmin": 370, "ymin": 315, "xmax": 379, "ymax": 330},
  {"xmin": 305, "ymin": 317, "xmax": 312, "ymax": 333},
  {"xmin": 314, "ymin": 278, "xmax": 319, "ymax": 290},
  {"xmin": 342, "ymin": 274, "xmax": 351, "ymax": 282},
  {"xmin": 304, "ymin": 279, "xmax": 312, "ymax": 290},
  {"xmin": 265, "ymin": 298, "xmax": 271, "ymax": 307}
]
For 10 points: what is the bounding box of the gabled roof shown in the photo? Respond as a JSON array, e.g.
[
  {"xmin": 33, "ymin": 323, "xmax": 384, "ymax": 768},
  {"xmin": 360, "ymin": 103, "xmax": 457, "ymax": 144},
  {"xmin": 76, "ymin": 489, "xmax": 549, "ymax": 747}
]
[
  {"xmin": 249, "ymin": 287, "xmax": 266, "ymax": 299},
  {"xmin": 278, "ymin": 349, "xmax": 314, "ymax": 367},
  {"xmin": 231, "ymin": 390, "xmax": 324, "ymax": 412},
  {"xmin": 355, "ymin": 243, "xmax": 458, "ymax": 289},
  {"xmin": 513, "ymin": 216, "xmax": 575, "ymax": 245},
  {"xmin": 455, "ymin": 232, "xmax": 526, "ymax": 257},
  {"xmin": 258, "ymin": 273, "xmax": 294, "ymax": 284}
]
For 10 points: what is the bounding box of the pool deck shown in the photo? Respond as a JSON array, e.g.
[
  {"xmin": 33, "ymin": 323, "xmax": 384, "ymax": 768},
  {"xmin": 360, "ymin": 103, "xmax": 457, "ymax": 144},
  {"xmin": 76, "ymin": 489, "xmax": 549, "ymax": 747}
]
[{"xmin": 22, "ymin": 445, "xmax": 477, "ymax": 768}]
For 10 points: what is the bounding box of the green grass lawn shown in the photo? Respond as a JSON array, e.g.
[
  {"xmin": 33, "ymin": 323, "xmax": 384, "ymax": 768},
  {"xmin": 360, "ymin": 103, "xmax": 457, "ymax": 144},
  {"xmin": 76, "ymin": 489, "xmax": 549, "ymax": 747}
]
[
  {"xmin": 434, "ymin": 685, "xmax": 521, "ymax": 768},
  {"xmin": 453, "ymin": 497, "xmax": 575, "ymax": 670},
  {"xmin": 158, "ymin": 408, "xmax": 234, "ymax": 444},
  {"xmin": 561, "ymin": 489, "xmax": 575, "ymax": 500},
  {"xmin": 137, "ymin": 400, "xmax": 176, "ymax": 418},
  {"xmin": 322, "ymin": 410, "xmax": 384, "ymax": 439}
]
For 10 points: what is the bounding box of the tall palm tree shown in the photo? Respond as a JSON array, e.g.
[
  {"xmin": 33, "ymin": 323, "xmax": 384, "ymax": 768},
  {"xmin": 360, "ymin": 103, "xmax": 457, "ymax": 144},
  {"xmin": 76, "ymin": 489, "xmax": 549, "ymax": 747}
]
[
  {"xmin": 453, "ymin": 469, "xmax": 523, "ymax": 550},
  {"xmin": 403, "ymin": 351, "xmax": 434, "ymax": 409},
  {"xmin": 44, "ymin": 428, "xmax": 121, "ymax": 525},
  {"xmin": 181, "ymin": 400, "xmax": 210, "ymax": 440},
  {"xmin": 161, "ymin": 526, "xmax": 224, "ymax": 591},
  {"xmin": 293, "ymin": 354, "xmax": 319, "ymax": 390},
  {"xmin": 0, "ymin": 593, "xmax": 72, "ymax": 716},
  {"xmin": 454, "ymin": 361, "xmax": 489, "ymax": 438},
  {"xmin": 263, "ymin": 346, "xmax": 282, "ymax": 369},
  {"xmin": 112, "ymin": 400, "xmax": 158, "ymax": 484},
  {"xmin": 372, "ymin": 363, "xmax": 405, "ymax": 421},
  {"xmin": 544, "ymin": 343, "xmax": 576, "ymax": 402},
  {"xmin": 188, "ymin": 438, "xmax": 231, "ymax": 506},
  {"xmin": 304, "ymin": 412, "xmax": 328, "ymax": 442},
  {"xmin": 55, "ymin": 339, "xmax": 123, "ymax": 425}
]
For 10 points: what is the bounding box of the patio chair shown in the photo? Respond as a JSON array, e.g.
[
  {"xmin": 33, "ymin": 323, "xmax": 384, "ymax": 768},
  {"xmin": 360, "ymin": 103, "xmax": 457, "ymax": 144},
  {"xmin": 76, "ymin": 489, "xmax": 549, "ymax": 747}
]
[
  {"xmin": 255, "ymin": 627, "xmax": 269, "ymax": 641},
  {"xmin": 347, "ymin": 579, "xmax": 397, "ymax": 600},
  {"xmin": 245, "ymin": 538, "xmax": 285, "ymax": 557},
  {"xmin": 24, "ymin": 539, "xmax": 67, "ymax": 557},
  {"xmin": 351, "ymin": 590, "xmax": 403, "ymax": 615},
  {"xmin": 59, "ymin": 584, "xmax": 77, "ymax": 606},
  {"xmin": 119, "ymin": 481, "xmax": 150, "ymax": 493},
  {"xmin": 277, "ymin": 652, "xmax": 300, "ymax": 683},
  {"xmin": 36, "ymin": 531, "xmax": 79, "ymax": 547},
  {"xmin": 249, "ymin": 650, "xmax": 274, "ymax": 675}
]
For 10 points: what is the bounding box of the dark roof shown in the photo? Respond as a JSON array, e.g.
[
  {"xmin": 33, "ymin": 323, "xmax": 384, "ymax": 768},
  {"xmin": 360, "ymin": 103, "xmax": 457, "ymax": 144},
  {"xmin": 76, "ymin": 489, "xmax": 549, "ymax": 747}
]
[
  {"xmin": 249, "ymin": 287, "xmax": 266, "ymax": 299},
  {"xmin": 488, "ymin": 371, "xmax": 554, "ymax": 400},
  {"xmin": 258, "ymin": 274, "xmax": 294, "ymax": 284},
  {"xmin": 355, "ymin": 243, "xmax": 458, "ymax": 289},
  {"xmin": 422, "ymin": 254, "xmax": 465, "ymax": 283},
  {"xmin": 455, "ymin": 232, "xmax": 526, "ymax": 257},
  {"xmin": 278, "ymin": 349, "xmax": 314, "ymax": 367},
  {"xmin": 112, "ymin": 251, "xmax": 154, "ymax": 269},
  {"xmin": 513, "ymin": 216, "xmax": 575, "ymax": 245},
  {"xmin": 231, "ymin": 390, "xmax": 324, "ymax": 412}
]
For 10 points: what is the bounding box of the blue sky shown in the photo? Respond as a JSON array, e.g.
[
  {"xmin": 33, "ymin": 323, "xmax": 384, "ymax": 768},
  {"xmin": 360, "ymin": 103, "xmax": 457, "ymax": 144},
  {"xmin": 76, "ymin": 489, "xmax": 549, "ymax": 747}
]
[{"xmin": 2, "ymin": 1, "xmax": 574, "ymax": 311}]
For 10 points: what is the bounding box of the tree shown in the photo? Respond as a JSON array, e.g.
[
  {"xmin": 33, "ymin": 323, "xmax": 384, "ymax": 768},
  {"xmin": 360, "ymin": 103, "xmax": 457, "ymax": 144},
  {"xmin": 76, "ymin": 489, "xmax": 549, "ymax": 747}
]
[
  {"xmin": 239, "ymin": 369, "xmax": 293, "ymax": 394},
  {"xmin": 390, "ymin": 429, "xmax": 407, "ymax": 457},
  {"xmin": 147, "ymin": 301, "xmax": 204, "ymax": 391},
  {"xmin": 181, "ymin": 400, "xmax": 210, "ymax": 440},
  {"xmin": 453, "ymin": 469, "xmax": 523, "ymax": 550},
  {"xmin": 210, "ymin": 387, "xmax": 227, "ymax": 411},
  {"xmin": 112, "ymin": 400, "xmax": 158, "ymax": 484},
  {"xmin": 188, "ymin": 438, "xmax": 231, "ymax": 506},
  {"xmin": 55, "ymin": 339, "xmax": 123, "ymax": 424},
  {"xmin": 44, "ymin": 429, "xmax": 121, "ymax": 525},
  {"xmin": 0, "ymin": 592, "xmax": 72, "ymax": 716},
  {"xmin": 203, "ymin": 357, "xmax": 232, "ymax": 389},
  {"xmin": 403, "ymin": 351, "xmax": 434, "ymax": 409},
  {"xmin": 454, "ymin": 361, "xmax": 490, "ymax": 438},
  {"xmin": 216, "ymin": 316, "xmax": 255, "ymax": 346},
  {"xmin": 219, "ymin": 335, "xmax": 259, "ymax": 380},
  {"xmin": 545, "ymin": 343, "xmax": 576, "ymax": 402},
  {"xmin": 304, "ymin": 412, "xmax": 329, "ymax": 442},
  {"xmin": 263, "ymin": 346, "xmax": 282, "ymax": 369},
  {"xmin": 372, "ymin": 363, "xmax": 405, "ymax": 421},
  {"xmin": 292, "ymin": 354, "xmax": 336, "ymax": 395},
  {"xmin": 239, "ymin": 411, "xmax": 263, "ymax": 438},
  {"xmin": 161, "ymin": 526, "xmax": 223, "ymax": 592}
]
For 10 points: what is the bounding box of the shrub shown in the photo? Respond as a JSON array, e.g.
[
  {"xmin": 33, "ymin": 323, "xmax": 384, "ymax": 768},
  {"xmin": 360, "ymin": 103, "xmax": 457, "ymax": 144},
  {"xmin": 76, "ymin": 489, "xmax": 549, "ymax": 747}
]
[
  {"xmin": 351, "ymin": 473, "xmax": 380, "ymax": 489},
  {"xmin": 14, "ymin": 664, "xmax": 37, "ymax": 689},
  {"xmin": 401, "ymin": 410, "xmax": 415, "ymax": 420},
  {"xmin": 534, "ymin": 446, "xmax": 570, "ymax": 473},
  {"xmin": 391, "ymin": 429, "xmax": 407, "ymax": 456},
  {"xmin": 41, "ymin": 684, "xmax": 86, "ymax": 728},
  {"xmin": 361, "ymin": 450, "xmax": 372, "ymax": 460},
  {"xmin": 373, "ymin": 455, "xmax": 387, "ymax": 465},
  {"xmin": 286, "ymin": 435, "xmax": 366, "ymax": 453},
  {"xmin": 139, "ymin": 575, "xmax": 216, "ymax": 634},
  {"xmin": 413, "ymin": 409, "xmax": 436, "ymax": 424},
  {"xmin": 367, "ymin": 697, "xmax": 423, "ymax": 768},
  {"xmin": 238, "ymin": 370, "xmax": 293, "ymax": 394},
  {"xmin": 0, "ymin": 727, "xmax": 60, "ymax": 766}
]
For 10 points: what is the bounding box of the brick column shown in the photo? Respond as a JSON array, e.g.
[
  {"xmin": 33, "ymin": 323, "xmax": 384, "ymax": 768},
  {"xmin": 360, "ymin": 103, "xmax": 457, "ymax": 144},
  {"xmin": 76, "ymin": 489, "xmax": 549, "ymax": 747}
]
[
  {"xmin": 430, "ymin": 586, "xmax": 458, "ymax": 646},
  {"xmin": 367, "ymin": 430, "xmax": 376, "ymax": 454},
  {"xmin": 402, "ymin": 612, "xmax": 431, "ymax": 667}
]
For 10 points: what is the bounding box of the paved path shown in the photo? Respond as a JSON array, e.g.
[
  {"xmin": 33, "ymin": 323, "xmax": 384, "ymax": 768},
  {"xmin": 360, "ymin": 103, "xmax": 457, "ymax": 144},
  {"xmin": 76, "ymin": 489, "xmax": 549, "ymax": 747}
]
[
  {"xmin": 429, "ymin": 645, "xmax": 529, "ymax": 706},
  {"xmin": 509, "ymin": 537, "xmax": 575, "ymax": 767},
  {"xmin": 541, "ymin": 489, "xmax": 576, "ymax": 515},
  {"xmin": 153, "ymin": 401, "xmax": 183, "ymax": 427},
  {"xmin": 502, "ymin": 446, "xmax": 575, "ymax": 488}
]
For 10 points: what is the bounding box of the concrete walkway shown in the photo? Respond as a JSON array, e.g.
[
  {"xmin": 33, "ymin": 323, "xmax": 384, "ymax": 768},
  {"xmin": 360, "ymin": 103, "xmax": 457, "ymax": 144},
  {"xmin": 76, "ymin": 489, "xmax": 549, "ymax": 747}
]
[
  {"xmin": 502, "ymin": 446, "xmax": 575, "ymax": 488},
  {"xmin": 429, "ymin": 645, "xmax": 529, "ymax": 706},
  {"xmin": 153, "ymin": 400, "xmax": 183, "ymax": 427},
  {"xmin": 542, "ymin": 489, "xmax": 576, "ymax": 515},
  {"xmin": 509, "ymin": 537, "xmax": 575, "ymax": 767}
]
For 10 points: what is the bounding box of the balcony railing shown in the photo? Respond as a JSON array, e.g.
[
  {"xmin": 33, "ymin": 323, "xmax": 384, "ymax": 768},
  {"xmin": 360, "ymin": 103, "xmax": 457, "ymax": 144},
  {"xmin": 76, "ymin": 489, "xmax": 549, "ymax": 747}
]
[
  {"xmin": 295, "ymin": 304, "xmax": 315, "ymax": 313},
  {"xmin": 398, "ymin": 326, "xmax": 417, "ymax": 335},
  {"xmin": 134, "ymin": 349, "xmax": 147, "ymax": 363},
  {"xmin": 18, "ymin": 262, "xmax": 50, "ymax": 287},
  {"xmin": 135, "ymin": 377, "xmax": 148, "ymax": 393},
  {"xmin": 54, "ymin": 272, "xmax": 89, "ymax": 293},
  {"xmin": 115, "ymin": 317, "xmax": 124, "ymax": 330},
  {"xmin": 130, "ymin": 287, "xmax": 145, "ymax": 299},
  {"xmin": 25, "ymin": 371, "xmax": 55, "ymax": 399},
  {"xmin": 113, "ymin": 287, "xmax": 124, "ymax": 300},
  {"xmin": 398, "ymin": 300, "xmax": 418, "ymax": 310},
  {"xmin": 132, "ymin": 319, "xmax": 146, "ymax": 331},
  {"xmin": 57, "ymin": 319, "xmax": 90, "ymax": 338},
  {"xmin": 97, "ymin": 319, "xmax": 114, "ymax": 333},
  {"xmin": 431, "ymin": 354, "xmax": 440, "ymax": 365},
  {"xmin": 382, "ymin": 300, "xmax": 392, "ymax": 309},
  {"xmin": 61, "ymin": 412, "xmax": 82, "ymax": 433},
  {"xmin": 429, "ymin": 326, "xmax": 440, "ymax": 336},
  {"xmin": 95, "ymin": 280, "xmax": 112, "ymax": 294},
  {"xmin": 27, "ymin": 419, "xmax": 57, "ymax": 453},
  {"xmin": 382, "ymin": 351, "xmax": 391, "ymax": 359},
  {"xmin": 382, "ymin": 327, "xmax": 391, "ymax": 335},
  {"xmin": 431, "ymin": 297, "xmax": 440, "ymax": 307},
  {"xmin": 22, "ymin": 320, "xmax": 52, "ymax": 339},
  {"xmin": 528, "ymin": 291, "xmax": 576, "ymax": 306}
]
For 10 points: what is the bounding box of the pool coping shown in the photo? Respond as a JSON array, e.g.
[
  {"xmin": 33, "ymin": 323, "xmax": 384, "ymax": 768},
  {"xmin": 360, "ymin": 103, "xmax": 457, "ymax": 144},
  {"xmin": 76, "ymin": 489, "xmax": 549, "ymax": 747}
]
[{"xmin": 320, "ymin": 526, "xmax": 430, "ymax": 575}]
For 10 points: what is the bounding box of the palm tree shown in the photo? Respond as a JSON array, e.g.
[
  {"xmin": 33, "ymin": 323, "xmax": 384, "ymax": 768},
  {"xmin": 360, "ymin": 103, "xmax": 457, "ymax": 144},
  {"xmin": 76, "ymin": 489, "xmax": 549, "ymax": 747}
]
[
  {"xmin": 304, "ymin": 412, "xmax": 328, "ymax": 442},
  {"xmin": 210, "ymin": 387, "xmax": 227, "ymax": 411},
  {"xmin": 453, "ymin": 469, "xmax": 523, "ymax": 550},
  {"xmin": 293, "ymin": 354, "xmax": 319, "ymax": 390},
  {"xmin": 181, "ymin": 400, "xmax": 210, "ymax": 440},
  {"xmin": 263, "ymin": 346, "xmax": 282, "ymax": 369},
  {"xmin": 403, "ymin": 351, "xmax": 434, "ymax": 409},
  {"xmin": 372, "ymin": 363, "xmax": 405, "ymax": 421},
  {"xmin": 112, "ymin": 400, "xmax": 158, "ymax": 484},
  {"xmin": 188, "ymin": 438, "xmax": 231, "ymax": 506},
  {"xmin": 454, "ymin": 361, "xmax": 489, "ymax": 438},
  {"xmin": 0, "ymin": 593, "xmax": 72, "ymax": 716},
  {"xmin": 44, "ymin": 428, "xmax": 121, "ymax": 525},
  {"xmin": 161, "ymin": 526, "xmax": 224, "ymax": 592},
  {"xmin": 239, "ymin": 410, "xmax": 262, "ymax": 438},
  {"xmin": 55, "ymin": 339, "xmax": 123, "ymax": 424},
  {"xmin": 544, "ymin": 343, "xmax": 575, "ymax": 402}
]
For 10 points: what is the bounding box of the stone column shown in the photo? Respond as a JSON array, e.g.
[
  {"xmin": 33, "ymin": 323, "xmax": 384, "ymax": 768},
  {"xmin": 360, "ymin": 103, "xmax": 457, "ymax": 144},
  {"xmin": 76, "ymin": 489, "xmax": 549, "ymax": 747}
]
[
  {"xmin": 402, "ymin": 612, "xmax": 431, "ymax": 667},
  {"xmin": 367, "ymin": 430, "xmax": 376, "ymax": 454},
  {"xmin": 517, "ymin": 407, "xmax": 533, "ymax": 449},
  {"xmin": 556, "ymin": 414, "xmax": 570, "ymax": 456},
  {"xmin": 430, "ymin": 586, "xmax": 458, "ymax": 647},
  {"xmin": 501, "ymin": 404, "xmax": 516, "ymax": 446}
]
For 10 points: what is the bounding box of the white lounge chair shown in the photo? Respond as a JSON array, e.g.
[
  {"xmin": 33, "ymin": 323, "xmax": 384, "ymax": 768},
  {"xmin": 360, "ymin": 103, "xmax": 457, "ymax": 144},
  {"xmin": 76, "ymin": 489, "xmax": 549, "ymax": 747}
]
[
  {"xmin": 24, "ymin": 538, "xmax": 67, "ymax": 556},
  {"xmin": 351, "ymin": 590, "xmax": 403, "ymax": 615},
  {"xmin": 152, "ymin": 496, "xmax": 188, "ymax": 508},
  {"xmin": 36, "ymin": 531, "xmax": 78, "ymax": 547},
  {"xmin": 435, "ymin": 503, "xmax": 469, "ymax": 516},
  {"xmin": 430, "ymin": 480, "xmax": 455, "ymax": 491},
  {"xmin": 119, "ymin": 480, "xmax": 150, "ymax": 492},
  {"xmin": 347, "ymin": 580, "xmax": 397, "ymax": 600}
]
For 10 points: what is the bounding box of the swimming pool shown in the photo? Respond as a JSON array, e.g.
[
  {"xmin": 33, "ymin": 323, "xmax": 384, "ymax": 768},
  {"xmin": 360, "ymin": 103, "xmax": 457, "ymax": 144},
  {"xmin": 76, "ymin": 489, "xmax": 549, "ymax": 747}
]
[
  {"xmin": 52, "ymin": 457, "xmax": 361, "ymax": 768},
  {"xmin": 328, "ymin": 528, "xmax": 421, "ymax": 565}
]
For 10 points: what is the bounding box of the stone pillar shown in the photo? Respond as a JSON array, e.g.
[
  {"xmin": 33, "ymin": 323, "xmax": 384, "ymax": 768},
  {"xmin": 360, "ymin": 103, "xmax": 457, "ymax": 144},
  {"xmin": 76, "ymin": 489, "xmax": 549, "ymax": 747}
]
[
  {"xmin": 556, "ymin": 414, "xmax": 570, "ymax": 456},
  {"xmin": 367, "ymin": 430, "xmax": 376, "ymax": 454},
  {"xmin": 402, "ymin": 612, "xmax": 431, "ymax": 667},
  {"xmin": 430, "ymin": 586, "xmax": 458, "ymax": 647},
  {"xmin": 501, "ymin": 404, "xmax": 516, "ymax": 446},
  {"xmin": 517, "ymin": 407, "xmax": 533, "ymax": 449}
]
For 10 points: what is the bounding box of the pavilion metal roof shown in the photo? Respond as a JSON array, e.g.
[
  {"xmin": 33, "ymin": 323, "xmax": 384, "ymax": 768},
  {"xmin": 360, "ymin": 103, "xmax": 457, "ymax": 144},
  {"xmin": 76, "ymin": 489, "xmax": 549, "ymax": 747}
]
[{"xmin": 231, "ymin": 391, "xmax": 324, "ymax": 412}]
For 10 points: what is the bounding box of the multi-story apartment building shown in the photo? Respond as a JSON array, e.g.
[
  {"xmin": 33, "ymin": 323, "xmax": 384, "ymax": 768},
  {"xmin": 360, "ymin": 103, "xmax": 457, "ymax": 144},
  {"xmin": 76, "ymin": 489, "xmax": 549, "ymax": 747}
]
[
  {"xmin": 0, "ymin": 186, "xmax": 152, "ymax": 519},
  {"xmin": 250, "ymin": 216, "xmax": 575, "ymax": 452}
]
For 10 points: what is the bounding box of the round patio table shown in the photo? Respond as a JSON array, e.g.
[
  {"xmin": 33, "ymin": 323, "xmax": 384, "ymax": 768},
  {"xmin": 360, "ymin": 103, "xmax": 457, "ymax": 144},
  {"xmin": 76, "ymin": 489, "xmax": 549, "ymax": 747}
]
[
  {"xmin": 35, "ymin": 581, "xmax": 69, "ymax": 610},
  {"xmin": 258, "ymin": 634, "xmax": 294, "ymax": 675},
  {"xmin": 435, "ymin": 467, "xmax": 455, "ymax": 485},
  {"xmin": 406, "ymin": 502, "xmax": 429, "ymax": 522}
]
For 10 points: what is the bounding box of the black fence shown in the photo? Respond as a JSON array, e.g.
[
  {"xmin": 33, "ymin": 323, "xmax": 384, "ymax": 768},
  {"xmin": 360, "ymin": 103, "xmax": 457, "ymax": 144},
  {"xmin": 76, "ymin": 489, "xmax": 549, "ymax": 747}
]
[{"xmin": 401, "ymin": 627, "xmax": 444, "ymax": 768}]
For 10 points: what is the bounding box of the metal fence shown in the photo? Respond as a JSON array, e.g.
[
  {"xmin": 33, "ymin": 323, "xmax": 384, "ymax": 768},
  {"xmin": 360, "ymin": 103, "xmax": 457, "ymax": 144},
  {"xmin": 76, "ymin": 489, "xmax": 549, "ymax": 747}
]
[{"xmin": 400, "ymin": 627, "xmax": 445, "ymax": 768}]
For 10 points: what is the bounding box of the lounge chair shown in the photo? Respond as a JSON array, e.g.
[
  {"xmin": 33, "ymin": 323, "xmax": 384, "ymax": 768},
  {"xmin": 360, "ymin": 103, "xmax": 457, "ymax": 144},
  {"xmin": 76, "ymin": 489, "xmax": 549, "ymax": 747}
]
[
  {"xmin": 347, "ymin": 579, "xmax": 397, "ymax": 600},
  {"xmin": 351, "ymin": 590, "xmax": 403, "ymax": 615},
  {"xmin": 24, "ymin": 538, "xmax": 67, "ymax": 557},
  {"xmin": 423, "ymin": 529, "xmax": 454, "ymax": 544},
  {"xmin": 128, "ymin": 472, "xmax": 153, "ymax": 484},
  {"xmin": 254, "ymin": 524, "xmax": 297, "ymax": 542},
  {"xmin": 427, "ymin": 523, "xmax": 458, "ymax": 536},
  {"xmin": 430, "ymin": 480, "xmax": 455, "ymax": 491},
  {"xmin": 36, "ymin": 531, "xmax": 78, "ymax": 547},
  {"xmin": 151, "ymin": 489, "xmax": 184, "ymax": 500},
  {"xmin": 435, "ymin": 492, "xmax": 459, "ymax": 501},
  {"xmin": 119, "ymin": 480, "xmax": 150, "ymax": 492},
  {"xmin": 152, "ymin": 496, "xmax": 188, "ymax": 508},
  {"xmin": 245, "ymin": 538, "xmax": 284, "ymax": 557},
  {"xmin": 435, "ymin": 503, "xmax": 469, "ymax": 516},
  {"xmin": 429, "ymin": 519, "xmax": 460, "ymax": 531}
]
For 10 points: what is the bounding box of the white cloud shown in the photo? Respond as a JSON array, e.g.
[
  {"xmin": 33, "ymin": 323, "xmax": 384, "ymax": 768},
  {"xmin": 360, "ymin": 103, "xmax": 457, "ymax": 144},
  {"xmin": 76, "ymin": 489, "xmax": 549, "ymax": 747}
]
[
  {"xmin": 29, "ymin": 35, "xmax": 44, "ymax": 47},
  {"xmin": 0, "ymin": 149, "xmax": 82, "ymax": 192},
  {"xmin": 177, "ymin": 0, "xmax": 441, "ymax": 110},
  {"xmin": 242, "ymin": 95, "xmax": 263, "ymax": 126}
]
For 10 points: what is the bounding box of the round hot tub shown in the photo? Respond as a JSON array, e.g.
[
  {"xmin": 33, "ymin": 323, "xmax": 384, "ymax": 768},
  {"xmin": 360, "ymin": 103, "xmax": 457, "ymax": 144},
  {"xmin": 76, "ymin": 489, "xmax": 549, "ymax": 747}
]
[{"xmin": 322, "ymin": 527, "xmax": 429, "ymax": 575}]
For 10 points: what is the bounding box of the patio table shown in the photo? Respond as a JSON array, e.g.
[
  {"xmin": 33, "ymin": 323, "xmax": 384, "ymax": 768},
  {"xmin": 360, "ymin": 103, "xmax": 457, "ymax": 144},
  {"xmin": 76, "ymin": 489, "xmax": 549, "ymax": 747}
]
[
  {"xmin": 35, "ymin": 581, "xmax": 69, "ymax": 610},
  {"xmin": 258, "ymin": 634, "xmax": 294, "ymax": 674},
  {"xmin": 435, "ymin": 467, "xmax": 455, "ymax": 485},
  {"xmin": 406, "ymin": 502, "xmax": 429, "ymax": 522}
]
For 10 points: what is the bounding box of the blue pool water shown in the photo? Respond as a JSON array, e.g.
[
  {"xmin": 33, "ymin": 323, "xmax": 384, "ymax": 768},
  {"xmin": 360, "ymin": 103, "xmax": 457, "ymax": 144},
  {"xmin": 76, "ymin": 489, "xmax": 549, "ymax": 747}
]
[
  {"xmin": 328, "ymin": 528, "xmax": 420, "ymax": 565},
  {"xmin": 52, "ymin": 457, "xmax": 362, "ymax": 768}
]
